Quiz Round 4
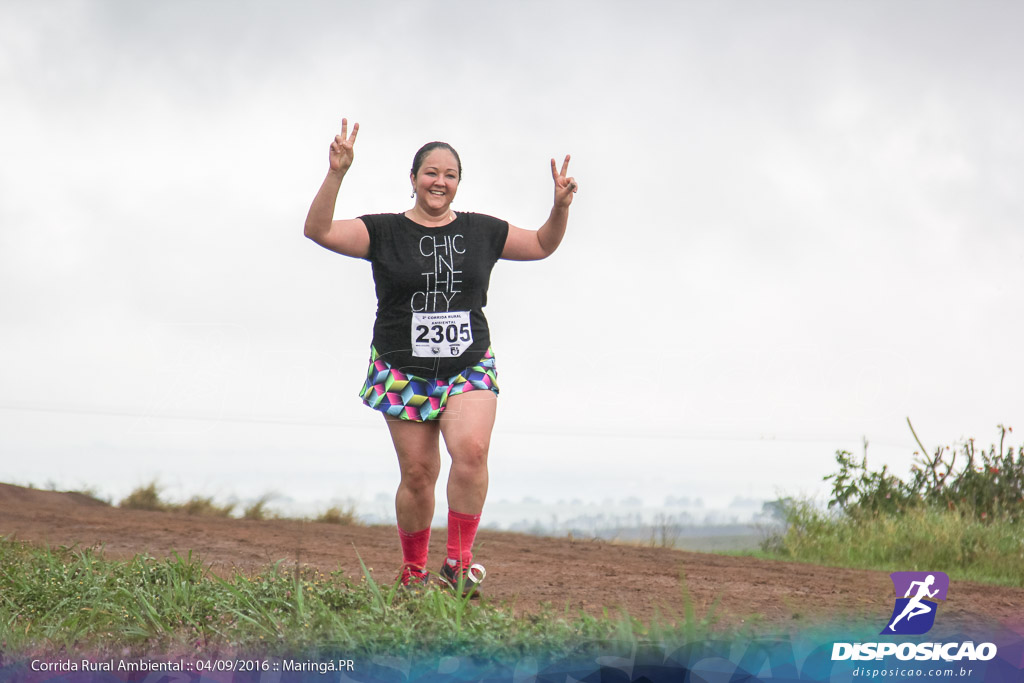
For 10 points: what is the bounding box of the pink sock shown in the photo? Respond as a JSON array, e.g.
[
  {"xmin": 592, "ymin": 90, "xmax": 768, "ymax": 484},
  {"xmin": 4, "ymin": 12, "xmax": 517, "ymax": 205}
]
[
  {"xmin": 397, "ymin": 525, "xmax": 430, "ymax": 571},
  {"xmin": 446, "ymin": 509, "xmax": 481, "ymax": 567}
]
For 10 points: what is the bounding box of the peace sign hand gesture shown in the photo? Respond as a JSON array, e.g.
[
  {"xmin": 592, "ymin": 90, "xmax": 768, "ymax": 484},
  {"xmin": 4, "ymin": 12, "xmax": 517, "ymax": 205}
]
[
  {"xmin": 329, "ymin": 118, "xmax": 359, "ymax": 176},
  {"xmin": 551, "ymin": 154, "xmax": 578, "ymax": 210}
]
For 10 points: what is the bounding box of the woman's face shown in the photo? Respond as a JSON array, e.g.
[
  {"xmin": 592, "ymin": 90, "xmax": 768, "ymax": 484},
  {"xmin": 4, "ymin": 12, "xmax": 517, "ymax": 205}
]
[{"xmin": 411, "ymin": 148, "xmax": 460, "ymax": 212}]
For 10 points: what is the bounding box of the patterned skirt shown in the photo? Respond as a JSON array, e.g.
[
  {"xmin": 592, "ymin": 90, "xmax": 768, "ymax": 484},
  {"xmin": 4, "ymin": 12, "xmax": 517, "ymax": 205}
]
[{"xmin": 358, "ymin": 347, "xmax": 498, "ymax": 422}]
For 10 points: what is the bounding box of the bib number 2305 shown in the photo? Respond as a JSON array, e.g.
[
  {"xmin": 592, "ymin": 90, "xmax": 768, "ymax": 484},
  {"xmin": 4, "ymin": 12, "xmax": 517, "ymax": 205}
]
[{"xmin": 411, "ymin": 311, "xmax": 473, "ymax": 357}]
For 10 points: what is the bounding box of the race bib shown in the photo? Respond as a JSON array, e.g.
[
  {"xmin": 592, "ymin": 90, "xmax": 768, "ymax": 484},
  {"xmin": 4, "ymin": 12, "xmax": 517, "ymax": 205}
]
[{"xmin": 411, "ymin": 311, "xmax": 473, "ymax": 357}]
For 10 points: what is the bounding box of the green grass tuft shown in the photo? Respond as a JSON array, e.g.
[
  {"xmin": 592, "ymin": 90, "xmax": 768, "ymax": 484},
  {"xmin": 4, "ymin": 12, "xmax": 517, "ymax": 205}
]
[
  {"xmin": 119, "ymin": 482, "xmax": 165, "ymax": 511},
  {"xmin": 181, "ymin": 496, "xmax": 236, "ymax": 518},
  {"xmin": 763, "ymin": 500, "xmax": 1024, "ymax": 586},
  {"xmin": 0, "ymin": 539, "xmax": 734, "ymax": 661},
  {"xmin": 242, "ymin": 494, "xmax": 276, "ymax": 520},
  {"xmin": 315, "ymin": 505, "xmax": 359, "ymax": 525},
  {"xmin": 118, "ymin": 483, "xmax": 237, "ymax": 517}
]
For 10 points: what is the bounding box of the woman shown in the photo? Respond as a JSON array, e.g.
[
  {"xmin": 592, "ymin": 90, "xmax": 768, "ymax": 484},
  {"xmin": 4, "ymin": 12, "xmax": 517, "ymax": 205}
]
[{"xmin": 304, "ymin": 119, "xmax": 577, "ymax": 595}]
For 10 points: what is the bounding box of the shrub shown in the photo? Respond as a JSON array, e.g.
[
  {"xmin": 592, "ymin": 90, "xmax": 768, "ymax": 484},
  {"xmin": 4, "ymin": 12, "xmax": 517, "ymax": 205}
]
[{"xmin": 826, "ymin": 422, "xmax": 1023, "ymax": 523}]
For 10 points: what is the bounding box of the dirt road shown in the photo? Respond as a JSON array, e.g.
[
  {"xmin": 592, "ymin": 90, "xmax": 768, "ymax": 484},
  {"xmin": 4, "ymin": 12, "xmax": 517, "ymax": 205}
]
[{"xmin": 2, "ymin": 483, "xmax": 1021, "ymax": 636}]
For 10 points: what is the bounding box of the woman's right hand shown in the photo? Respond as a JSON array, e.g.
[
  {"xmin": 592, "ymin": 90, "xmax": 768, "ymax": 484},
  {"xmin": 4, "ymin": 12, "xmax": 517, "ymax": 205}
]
[{"xmin": 329, "ymin": 118, "xmax": 359, "ymax": 175}]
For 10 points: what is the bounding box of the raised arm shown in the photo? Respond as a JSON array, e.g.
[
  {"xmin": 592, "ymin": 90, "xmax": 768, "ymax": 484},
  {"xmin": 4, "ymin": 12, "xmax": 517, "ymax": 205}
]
[
  {"xmin": 501, "ymin": 154, "xmax": 578, "ymax": 261},
  {"xmin": 304, "ymin": 118, "xmax": 370, "ymax": 259}
]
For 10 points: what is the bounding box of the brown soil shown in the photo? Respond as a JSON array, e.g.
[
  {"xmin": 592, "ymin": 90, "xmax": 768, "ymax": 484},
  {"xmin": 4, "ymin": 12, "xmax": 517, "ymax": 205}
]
[{"xmin": 2, "ymin": 483, "xmax": 1021, "ymax": 636}]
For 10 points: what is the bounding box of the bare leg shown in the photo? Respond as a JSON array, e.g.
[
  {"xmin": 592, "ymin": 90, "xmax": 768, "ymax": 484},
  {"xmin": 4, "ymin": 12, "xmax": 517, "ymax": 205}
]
[
  {"xmin": 385, "ymin": 416, "xmax": 442, "ymax": 531},
  {"xmin": 440, "ymin": 390, "xmax": 497, "ymax": 514}
]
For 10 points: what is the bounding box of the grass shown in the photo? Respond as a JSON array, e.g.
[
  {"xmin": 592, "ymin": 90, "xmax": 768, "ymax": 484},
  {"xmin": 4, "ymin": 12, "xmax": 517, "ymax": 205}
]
[
  {"xmin": 0, "ymin": 538, "xmax": 730, "ymax": 663},
  {"xmin": 10, "ymin": 468, "xmax": 1022, "ymax": 664},
  {"xmin": 241, "ymin": 493, "xmax": 277, "ymax": 520},
  {"xmin": 119, "ymin": 482, "xmax": 165, "ymax": 511},
  {"xmin": 179, "ymin": 496, "xmax": 236, "ymax": 518},
  {"xmin": 110, "ymin": 482, "xmax": 353, "ymax": 524},
  {"xmin": 755, "ymin": 424, "xmax": 1024, "ymax": 586},
  {"xmin": 316, "ymin": 505, "xmax": 359, "ymax": 525},
  {"xmin": 762, "ymin": 500, "xmax": 1024, "ymax": 587}
]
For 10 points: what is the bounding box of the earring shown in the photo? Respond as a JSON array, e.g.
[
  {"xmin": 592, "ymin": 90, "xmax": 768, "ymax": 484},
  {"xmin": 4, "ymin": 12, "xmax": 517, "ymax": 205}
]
[{"xmin": 410, "ymin": 190, "xmax": 415, "ymax": 198}]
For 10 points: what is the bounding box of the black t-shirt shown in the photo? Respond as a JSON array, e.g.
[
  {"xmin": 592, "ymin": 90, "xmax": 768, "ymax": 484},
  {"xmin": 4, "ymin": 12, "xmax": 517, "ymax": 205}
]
[{"xmin": 360, "ymin": 212, "xmax": 509, "ymax": 379}]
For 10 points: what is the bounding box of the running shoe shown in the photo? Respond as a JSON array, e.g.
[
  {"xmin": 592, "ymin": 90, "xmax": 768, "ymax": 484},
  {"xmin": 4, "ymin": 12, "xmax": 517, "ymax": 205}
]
[
  {"xmin": 438, "ymin": 559, "xmax": 486, "ymax": 598},
  {"xmin": 398, "ymin": 564, "xmax": 430, "ymax": 594}
]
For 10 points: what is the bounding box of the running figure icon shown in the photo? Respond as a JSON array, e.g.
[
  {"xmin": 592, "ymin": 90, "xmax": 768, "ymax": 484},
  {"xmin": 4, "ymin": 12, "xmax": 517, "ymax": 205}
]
[{"xmin": 887, "ymin": 574, "xmax": 939, "ymax": 632}]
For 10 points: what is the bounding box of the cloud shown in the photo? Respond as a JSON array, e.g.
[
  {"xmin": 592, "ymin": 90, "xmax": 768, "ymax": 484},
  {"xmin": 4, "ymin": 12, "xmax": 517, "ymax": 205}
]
[{"xmin": 2, "ymin": 0, "xmax": 1023, "ymax": 508}]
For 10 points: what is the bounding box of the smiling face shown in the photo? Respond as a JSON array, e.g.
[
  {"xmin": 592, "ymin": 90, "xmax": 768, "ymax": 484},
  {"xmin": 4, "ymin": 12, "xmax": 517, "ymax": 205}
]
[{"xmin": 411, "ymin": 148, "xmax": 460, "ymax": 214}]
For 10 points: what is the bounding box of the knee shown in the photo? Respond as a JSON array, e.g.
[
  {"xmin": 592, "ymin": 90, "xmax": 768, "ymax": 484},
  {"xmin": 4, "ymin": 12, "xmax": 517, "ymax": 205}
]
[
  {"xmin": 448, "ymin": 436, "xmax": 490, "ymax": 472},
  {"xmin": 401, "ymin": 462, "xmax": 440, "ymax": 494}
]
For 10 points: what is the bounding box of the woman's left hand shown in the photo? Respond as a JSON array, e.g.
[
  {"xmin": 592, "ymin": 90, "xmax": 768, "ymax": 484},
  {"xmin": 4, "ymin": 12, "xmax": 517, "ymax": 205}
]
[{"xmin": 552, "ymin": 155, "xmax": 578, "ymax": 209}]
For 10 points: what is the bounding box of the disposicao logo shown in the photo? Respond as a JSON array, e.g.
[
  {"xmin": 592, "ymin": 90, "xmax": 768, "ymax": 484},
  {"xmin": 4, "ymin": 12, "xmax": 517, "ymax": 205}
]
[
  {"xmin": 831, "ymin": 570, "xmax": 998, "ymax": 663},
  {"xmin": 882, "ymin": 571, "xmax": 949, "ymax": 635}
]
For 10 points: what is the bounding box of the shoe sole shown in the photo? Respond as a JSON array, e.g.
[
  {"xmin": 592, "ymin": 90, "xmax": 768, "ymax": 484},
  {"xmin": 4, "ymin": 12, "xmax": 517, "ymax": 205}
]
[
  {"xmin": 439, "ymin": 563, "xmax": 485, "ymax": 599},
  {"xmin": 438, "ymin": 577, "xmax": 482, "ymax": 598}
]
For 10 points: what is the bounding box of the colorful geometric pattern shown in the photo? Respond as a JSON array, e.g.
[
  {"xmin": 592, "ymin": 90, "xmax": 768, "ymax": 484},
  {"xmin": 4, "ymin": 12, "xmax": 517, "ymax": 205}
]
[{"xmin": 358, "ymin": 347, "xmax": 499, "ymax": 422}]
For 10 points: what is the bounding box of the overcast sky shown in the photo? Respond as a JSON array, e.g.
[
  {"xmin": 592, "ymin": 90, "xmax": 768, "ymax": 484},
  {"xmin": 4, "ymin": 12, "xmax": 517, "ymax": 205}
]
[{"xmin": 2, "ymin": 1, "xmax": 1022, "ymax": 517}]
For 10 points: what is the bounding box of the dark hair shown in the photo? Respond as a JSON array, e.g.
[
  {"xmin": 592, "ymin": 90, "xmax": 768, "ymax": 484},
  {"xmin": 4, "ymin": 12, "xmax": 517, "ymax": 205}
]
[{"xmin": 411, "ymin": 141, "xmax": 462, "ymax": 180}]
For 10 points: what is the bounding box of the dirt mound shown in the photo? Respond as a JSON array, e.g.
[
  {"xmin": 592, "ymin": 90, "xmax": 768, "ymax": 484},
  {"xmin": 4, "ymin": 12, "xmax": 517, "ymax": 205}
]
[
  {"xmin": 1, "ymin": 483, "xmax": 1020, "ymax": 635},
  {"xmin": 0, "ymin": 482, "xmax": 109, "ymax": 508}
]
